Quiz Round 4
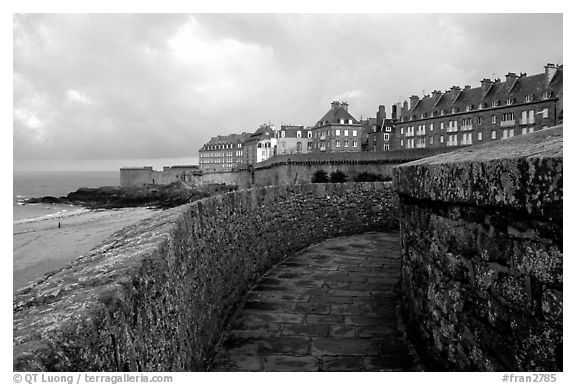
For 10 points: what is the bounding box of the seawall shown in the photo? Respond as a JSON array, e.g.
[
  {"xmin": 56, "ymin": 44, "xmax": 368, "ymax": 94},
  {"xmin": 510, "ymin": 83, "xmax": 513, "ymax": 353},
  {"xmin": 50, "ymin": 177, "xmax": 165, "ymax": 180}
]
[
  {"xmin": 394, "ymin": 127, "xmax": 563, "ymax": 371},
  {"xmin": 14, "ymin": 182, "xmax": 398, "ymax": 371}
]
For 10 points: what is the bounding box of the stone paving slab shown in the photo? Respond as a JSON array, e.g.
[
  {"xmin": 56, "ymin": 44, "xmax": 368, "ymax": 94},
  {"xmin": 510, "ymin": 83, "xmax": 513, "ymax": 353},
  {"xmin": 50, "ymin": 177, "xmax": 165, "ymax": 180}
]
[{"xmin": 211, "ymin": 232, "xmax": 422, "ymax": 372}]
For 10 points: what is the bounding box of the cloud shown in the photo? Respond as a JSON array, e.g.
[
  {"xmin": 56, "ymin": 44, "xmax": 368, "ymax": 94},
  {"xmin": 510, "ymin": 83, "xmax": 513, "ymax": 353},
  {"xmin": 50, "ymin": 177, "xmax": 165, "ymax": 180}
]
[{"xmin": 13, "ymin": 14, "xmax": 563, "ymax": 170}]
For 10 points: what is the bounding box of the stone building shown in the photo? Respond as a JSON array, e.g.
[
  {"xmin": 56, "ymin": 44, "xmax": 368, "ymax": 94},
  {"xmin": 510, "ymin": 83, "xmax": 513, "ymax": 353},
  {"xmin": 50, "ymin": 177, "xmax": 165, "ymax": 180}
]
[
  {"xmin": 395, "ymin": 63, "xmax": 563, "ymax": 149},
  {"xmin": 366, "ymin": 105, "xmax": 400, "ymax": 152},
  {"xmin": 310, "ymin": 101, "xmax": 362, "ymax": 153},
  {"xmin": 243, "ymin": 124, "xmax": 277, "ymax": 165},
  {"xmin": 275, "ymin": 125, "xmax": 313, "ymax": 155},
  {"xmin": 198, "ymin": 133, "xmax": 251, "ymax": 172}
]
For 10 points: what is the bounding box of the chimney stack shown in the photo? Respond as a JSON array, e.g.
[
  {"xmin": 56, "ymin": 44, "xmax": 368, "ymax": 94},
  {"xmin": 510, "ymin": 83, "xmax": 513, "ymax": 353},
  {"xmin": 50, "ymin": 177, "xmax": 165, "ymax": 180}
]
[
  {"xmin": 391, "ymin": 104, "xmax": 398, "ymax": 121},
  {"xmin": 450, "ymin": 86, "xmax": 461, "ymax": 101},
  {"xmin": 409, "ymin": 95, "xmax": 420, "ymax": 110},
  {"xmin": 480, "ymin": 78, "xmax": 493, "ymax": 96},
  {"xmin": 331, "ymin": 101, "xmax": 341, "ymax": 110},
  {"xmin": 376, "ymin": 105, "xmax": 386, "ymax": 127},
  {"xmin": 505, "ymin": 72, "xmax": 518, "ymax": 91},
  {"xmin": 341, "ymin": 101, "xmax": 349, "ymax": 111},
  {"xmin": 544, "ymin": 63, "xmax": 557, "ymax": 84}
]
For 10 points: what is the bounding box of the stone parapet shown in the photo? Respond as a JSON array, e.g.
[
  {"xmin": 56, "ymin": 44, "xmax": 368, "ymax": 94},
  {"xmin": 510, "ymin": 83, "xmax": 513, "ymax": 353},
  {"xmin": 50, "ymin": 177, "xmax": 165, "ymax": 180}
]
[
  {"xmin": 13, "ymin": 182, "xmax": 398, "ymax": 371},
  {"xmin": 393, "ymin": 126, "xmax": 563, "ymax": 371}
]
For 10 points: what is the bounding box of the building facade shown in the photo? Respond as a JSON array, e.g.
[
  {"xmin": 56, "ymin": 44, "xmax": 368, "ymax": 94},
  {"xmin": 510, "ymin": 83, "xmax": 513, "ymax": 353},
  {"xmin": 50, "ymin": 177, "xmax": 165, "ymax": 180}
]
[
  {"xmin": 395, "ymin": 64, "xmax": 563, "ymax": 150},
  {"xmin": 275, "ymin": 125, "xmax": 313, "ymax": 155},
  {"xmin": 365, "ymin": 105, "xmax": 399, "ymax": 152},
  {"xmin": 244, "ymin": 124, "xmax": 277, "ymax": 165},
  {"xmin": 198, "ymin": 133, "xmax": 251, "ymax": 172},
  {"xmin": 311, "ymin": 101, "xmax": 363, "ymax": 153}
]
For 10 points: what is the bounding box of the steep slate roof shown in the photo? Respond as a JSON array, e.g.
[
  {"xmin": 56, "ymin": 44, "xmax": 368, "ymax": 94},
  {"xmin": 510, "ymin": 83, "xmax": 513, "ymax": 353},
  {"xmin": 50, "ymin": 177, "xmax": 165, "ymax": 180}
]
[
  {"xmin": 404, "ymin": 69, "xmax": 562, "ymax": 118},
  {"xmin": 279, "ymin": 125, "xmax": 308, "ymax": 138},
  {"xmin": 316, "ymin": 106, "xmax": 359, "ymax": 125},
  {"xmin": 202, "ymin": 132, "xmax": 251, "ymax": 148}
]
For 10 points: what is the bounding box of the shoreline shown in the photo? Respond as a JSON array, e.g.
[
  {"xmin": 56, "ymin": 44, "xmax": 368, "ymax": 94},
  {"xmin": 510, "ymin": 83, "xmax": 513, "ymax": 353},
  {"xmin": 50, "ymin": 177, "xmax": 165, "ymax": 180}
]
[{"xmin": 13, "ymin": 207, "xmax": 158, "ymax": 292}]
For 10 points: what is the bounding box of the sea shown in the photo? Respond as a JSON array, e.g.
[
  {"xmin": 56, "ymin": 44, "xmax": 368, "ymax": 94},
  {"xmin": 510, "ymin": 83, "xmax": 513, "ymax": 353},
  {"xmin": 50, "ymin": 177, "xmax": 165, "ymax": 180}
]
[{"xmin": 13, "ymin": 170, "xmax": 120, "ymax": 223}]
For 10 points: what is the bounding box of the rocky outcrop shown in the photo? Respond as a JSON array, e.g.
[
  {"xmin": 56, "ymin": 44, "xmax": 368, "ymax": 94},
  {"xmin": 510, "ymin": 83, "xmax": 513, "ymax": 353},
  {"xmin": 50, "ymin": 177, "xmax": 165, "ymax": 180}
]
[{"xmin": 22, "ymin": 182, "xmax": 236, "ymax": 209}]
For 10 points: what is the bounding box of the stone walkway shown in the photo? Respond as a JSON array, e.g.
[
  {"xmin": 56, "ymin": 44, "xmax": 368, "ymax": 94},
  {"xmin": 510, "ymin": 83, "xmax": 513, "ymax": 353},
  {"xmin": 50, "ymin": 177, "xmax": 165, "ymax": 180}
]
[{"xmin": 211, "ymin": 232, "xmax": 421, "ymax": 372}]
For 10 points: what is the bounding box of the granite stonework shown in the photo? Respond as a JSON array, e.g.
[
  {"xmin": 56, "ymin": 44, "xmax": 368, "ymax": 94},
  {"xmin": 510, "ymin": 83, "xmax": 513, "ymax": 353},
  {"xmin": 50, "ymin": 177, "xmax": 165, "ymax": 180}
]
[
  {"xmin": 394, "ymin": 126, "xmax": 563, "ymax": 371},
  {"xmin": 13, "ymin": 182, "xmax": 397, "ymax": 371}
]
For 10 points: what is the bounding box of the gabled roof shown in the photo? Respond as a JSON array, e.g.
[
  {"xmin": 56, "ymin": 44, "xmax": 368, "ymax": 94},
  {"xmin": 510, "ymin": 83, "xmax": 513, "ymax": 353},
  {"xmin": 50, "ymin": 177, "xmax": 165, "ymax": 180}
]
[
  {"xmin": 317, "ymin": 106, "xmax": 359, "ymax": 125},
  {"xmin": 403, "ymin": 68, "xmax": 562, "ymax": 119}
]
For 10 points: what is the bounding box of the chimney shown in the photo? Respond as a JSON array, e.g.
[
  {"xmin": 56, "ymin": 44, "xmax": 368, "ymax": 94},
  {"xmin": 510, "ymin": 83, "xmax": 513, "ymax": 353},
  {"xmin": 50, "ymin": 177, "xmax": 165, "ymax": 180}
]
[
  {"xmin": 505, "ymin": 72, "xmax": 518, "ymax": 91},
  {"xmin": 341, "ymin": 101, "xmax": 349, "ymax": 111},
  {"xmin": 409, "ymin": 95, "xmax": 420, "ymax": 110},
  {"xmin": 376, "ymin": 105, "xmax": 386, "ymax": 127},
  {"xmin": 331, "ymin": 101, "xmax": 341, "ymax": 110},
  {"xmin": 545, "ymin": 63, "xmax": 557, "ymax": 84},
  {"xmin": 431, "ymin": 90, "xmax": 442, "ymax": 104},
  {"xmin": 391, "ymin": 104, "xmax": 398, "ymax": 121},
  {"xmin": 464, "ymin": 85, "xmax": 471, "ymax": 90},
  {"xmin": 449, "ymin": 86, "xmax": 461, "ymax": 101},
  {"xmin": 481, "ymin": 78, "xmax": 493, "ymax": 96},
  {"xmin": 402, "ymin": 100, "xmax": 408, "ymax": 117}
]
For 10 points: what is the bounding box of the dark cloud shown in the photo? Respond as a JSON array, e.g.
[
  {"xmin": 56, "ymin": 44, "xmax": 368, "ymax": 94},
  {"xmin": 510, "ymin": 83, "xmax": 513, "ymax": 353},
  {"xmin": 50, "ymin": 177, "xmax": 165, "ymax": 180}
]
[{"xmin": 13, "ymin": 13, "xmax": 562, "ymax": 169}]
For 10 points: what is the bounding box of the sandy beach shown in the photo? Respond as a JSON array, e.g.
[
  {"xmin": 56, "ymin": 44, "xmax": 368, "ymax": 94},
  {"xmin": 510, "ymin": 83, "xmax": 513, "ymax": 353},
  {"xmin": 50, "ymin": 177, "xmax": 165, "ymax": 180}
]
[{"xmin": 13, "ymin": 207, "xmax": 158, "ymax": 291}]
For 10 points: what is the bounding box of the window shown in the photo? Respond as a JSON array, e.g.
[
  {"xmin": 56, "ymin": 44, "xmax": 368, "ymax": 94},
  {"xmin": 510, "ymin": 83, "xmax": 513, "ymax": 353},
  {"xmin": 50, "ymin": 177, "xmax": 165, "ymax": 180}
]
[
  {"xmin": 452, "ymin": 107, "xmax": 458, "ymax": 114},
  {"xmin": 348, "ymin": 119, "xmax": 353, "ymax": 124},
  {"xmin": 339, "ymin": 119, "xmax": 344, "ymax": 124},
  {"xmin": 440, "ymin": 122, "xmax": 445, "ymax": 130},
  {"xmin": 352, "ymin": 140, "xmax": 357, "ymax": 147},
  {"xmin": 344, "ymin": 129, "xmax": 349, "ymax": 136},
  {"xmin": 521, "ymin": 111, "xmax": 527, "ymax": 125},
  {"xmin": 383, "ymin": 143, "xmax": 390, "ymax": 151},
  {"xmin": 336, "ymin": 140, "xmax": 341, "ymax": 147},
  {"xmin": 430, "ymin": 136, "xmax": 434, "ymax": 144},
  {"xmin": 385, "ymin": 126, "xmax": 392, "ymax": 132},
  {"xmin": 503, "ymin": 112, "xmax": 514, "ymax": 121},
  {"xmin": 542, "ymin": 108, "xmax": 549, "ymax": 118},
  {"xmin": 477, "ymin": 116, "xmax": 483, "ymax": 125},
  {"xmin": 543, "ymin": 91, "xmax": 551, "ymax": 99},
  {"xmin": 308, "ymin": 131, "xmax": 312, "ymax": 138},
  {"xmin": 478, "ymin": 103, "xmax": 485, "ymax": 110},
  {"xmin": 492, "ymin": 115, "xmax": 497, "ymax": 124},
  {"xmin": 461, "ymin": 133, "xmax": 473, "ymax": 145},
  {"xmin": 297, "ymin": 131, "xmax": 302, "ymax": 138},
  {"xmin": 441, "ymin": 110, "xmax": 446, "ymax": 116},
  {"xmin": 525, "ymin": 95, "xmax": 533, "ymax": 103},
  {"xmin": 384, "ymin": 133, "xmax": 390, "ymax": 141},
  {"xmin": 400, "ymin": 139, "xmax": 404, "ymax": 147},
  {"xmin": 440, "ymin": 135, "xmax": 444, "ymax": 143},
  {"xmin": 466, "ymin": 105, "xmax": 473, "ymax": 112},
  {"xmin": 491, "ymin": 130, "xmax": 496, "ymax": 140},
  {"xmin": 281, "ymin": 131, "xmax": 286, "ymax": 138},
  {"xmin": 506, "ymin": 98, "xmax": 514, "ymax": 106},
  {"xmin": 492, "ymin": 100, "xmax": 499, "ymax": 107},
  {"xmin": 522, "ymin": 127, "xmax": 527, "ymax": 135},
  {"xmin": 352, "ymin": 130, "xmax": 357, "ymax": 136},
  {"xmin": 400, "ymin": 127, "xmax": 404, "ymax": 135},
  {"xmin": 478, "ymin": 132, "xmax": 483, "ymax": 141},
  {"xmin": 307, "ymin": 142, "xmax": 313, "ymax": 149},
  {"xmin": 335, "ymin": 129, "xmax": 341, "ymax": 136},
  {"xmin": 528, "ymin": 110, "xmax": 535, "ymax": 124},
  {"xmin": 344, "ymin": 140, "xmax": 349, "ymax": 147},
  {"xmin": 430, "ymin": 123, "xmax": 434, "ymax": 131}
]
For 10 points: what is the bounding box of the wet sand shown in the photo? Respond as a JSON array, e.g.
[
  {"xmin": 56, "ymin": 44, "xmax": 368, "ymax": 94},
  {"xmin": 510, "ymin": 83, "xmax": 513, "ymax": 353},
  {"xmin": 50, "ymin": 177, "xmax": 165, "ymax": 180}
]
[{"xmin": 13, "ymin": 207, "xmax": 158, "ymax": 291}]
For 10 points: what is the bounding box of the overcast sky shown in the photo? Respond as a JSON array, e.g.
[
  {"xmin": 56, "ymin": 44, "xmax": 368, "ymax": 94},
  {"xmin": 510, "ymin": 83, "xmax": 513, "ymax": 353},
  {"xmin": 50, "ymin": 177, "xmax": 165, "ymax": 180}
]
[{"xmin": 13, "ymin": 13, "xmax": 562, "ymax": 171}]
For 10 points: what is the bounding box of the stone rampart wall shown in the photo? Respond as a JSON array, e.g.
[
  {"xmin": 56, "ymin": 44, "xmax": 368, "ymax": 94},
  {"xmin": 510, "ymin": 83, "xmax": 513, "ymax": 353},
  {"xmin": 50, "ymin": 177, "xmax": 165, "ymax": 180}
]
[
  {"xmin": 14, "ymin": 182, "xmax": 398, "ymax": 371},
  {"xmin": 394, "ymin": 127, "xmax": 563, "ymax": 371}
]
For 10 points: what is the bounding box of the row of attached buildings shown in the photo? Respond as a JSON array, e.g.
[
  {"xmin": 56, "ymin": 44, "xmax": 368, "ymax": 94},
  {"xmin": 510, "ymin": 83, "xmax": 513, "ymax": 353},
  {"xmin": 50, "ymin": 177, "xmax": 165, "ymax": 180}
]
[{"xmin": 199, "ymin": 63, "xmax": 563, "ymax": 172}]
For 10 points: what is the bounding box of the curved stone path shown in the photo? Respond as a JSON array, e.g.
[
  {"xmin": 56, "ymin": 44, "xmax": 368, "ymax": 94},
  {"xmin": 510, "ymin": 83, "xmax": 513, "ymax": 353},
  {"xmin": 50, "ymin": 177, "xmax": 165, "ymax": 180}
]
[{"xmin": 211, "ymin": 232, "xmax": 422, "ymax": 372}]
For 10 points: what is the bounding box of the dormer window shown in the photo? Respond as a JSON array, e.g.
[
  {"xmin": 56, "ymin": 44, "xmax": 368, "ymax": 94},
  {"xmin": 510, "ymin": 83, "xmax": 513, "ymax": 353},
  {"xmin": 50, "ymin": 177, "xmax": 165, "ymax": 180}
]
[
  {"xmin": 492, "ymin": 100, "xmax": 499, "ymax": 107},
  {"xmin": 441, "ymin": 110, "xmax": 445, "ymax": 116},
  {"xmin": 543, "ymin": 91, "xmax": 552, "ymax": 99},
  {"xmin": 421, "ymin": 113, "xmax": 425, "ymax": 119},
  {"xmin": 506, "ymin": 98, "xmax": 514, "ymax": 106},
  {"xmin": 524, "ymin": 95, "xmax": 533, "ymax": 102},
  {"xmin": 466, "ymin": 105, "xmax": 473, "ymax": 112},
  {"xmin": 451, "ymin": 107, "xmax": 458, "ymax": 114},
  {"xmin": 339, "ymin": 119, "xmax": 344, "ymax": 124},
  {"xmin": 478, "ymin": 103, "xmax": 485, "ymax": 110},
  {"xmin": 348, "ymin": 119, "xmax": 353, "ymax": 124}
]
